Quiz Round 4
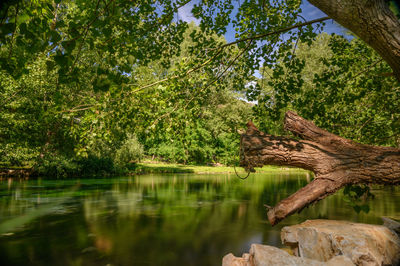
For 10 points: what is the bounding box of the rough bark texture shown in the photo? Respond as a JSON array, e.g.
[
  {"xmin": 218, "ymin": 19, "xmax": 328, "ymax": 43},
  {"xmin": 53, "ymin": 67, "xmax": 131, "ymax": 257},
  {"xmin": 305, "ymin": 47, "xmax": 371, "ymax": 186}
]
[
  {"xmin": 240, "ymin": 111, "xmax": 400, "ymax": 225},
  {"xmin": 308, "ymin": 0, "xmax": 400, "ymax": 82}
]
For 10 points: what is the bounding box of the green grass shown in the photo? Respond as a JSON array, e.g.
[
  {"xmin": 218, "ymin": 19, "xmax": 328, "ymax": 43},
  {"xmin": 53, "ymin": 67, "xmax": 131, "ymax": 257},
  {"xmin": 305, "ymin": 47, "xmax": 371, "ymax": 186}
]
[
  {"xmin": 1, "ymin": 161, "xmax": 306, "ymax": 178},
  {"xmin": 129, "ymin": 162, "xmax": 304, "ymax": 174}
]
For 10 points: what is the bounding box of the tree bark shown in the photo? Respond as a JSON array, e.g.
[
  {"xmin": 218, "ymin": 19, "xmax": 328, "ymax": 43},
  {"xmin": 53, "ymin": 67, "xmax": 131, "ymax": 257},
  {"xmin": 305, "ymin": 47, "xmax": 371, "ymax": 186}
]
[
  {"xmin": 308, "ymin": 0, "xmax": 400, "ymax": 82},
  {"xmin": 240, "ymin": 111, "xmax": 400, "ymax": 225}
]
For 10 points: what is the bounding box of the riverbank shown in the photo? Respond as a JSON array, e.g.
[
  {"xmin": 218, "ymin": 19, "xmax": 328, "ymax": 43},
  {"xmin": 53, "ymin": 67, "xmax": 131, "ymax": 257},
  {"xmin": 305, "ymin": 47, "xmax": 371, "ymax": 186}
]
[
  {"xmin": 129, "ymin": 161, "xmax": 302, "ymax": 174},
  {"xmin": 0, "ymin": 166, "xmax": 34, "ymax": 178},
  {"xmin": 0, "ymin": 161, "xmax": 305, "ymax": 179}
]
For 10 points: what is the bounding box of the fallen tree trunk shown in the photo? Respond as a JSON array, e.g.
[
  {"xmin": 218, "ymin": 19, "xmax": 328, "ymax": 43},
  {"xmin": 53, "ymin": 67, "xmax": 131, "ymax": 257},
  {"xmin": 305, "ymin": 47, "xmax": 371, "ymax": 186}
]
[{"xmin": 239, "ymin": 111, "xmax": 400, "ymax": 225}]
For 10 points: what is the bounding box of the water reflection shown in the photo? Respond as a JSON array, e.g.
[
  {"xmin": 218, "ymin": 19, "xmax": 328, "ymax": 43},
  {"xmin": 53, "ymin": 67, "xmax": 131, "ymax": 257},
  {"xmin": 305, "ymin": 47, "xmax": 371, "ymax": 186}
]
[{"xmin": 0, "ymin": 173, "xmax": 399, "ymax": 265}]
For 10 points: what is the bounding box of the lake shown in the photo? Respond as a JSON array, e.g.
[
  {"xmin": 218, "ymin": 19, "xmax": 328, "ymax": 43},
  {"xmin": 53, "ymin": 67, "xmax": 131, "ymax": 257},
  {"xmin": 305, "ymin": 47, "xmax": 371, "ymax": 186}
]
[{"xmin": 0, "ymin": 172, "xmax": 399, "ymax": 265}]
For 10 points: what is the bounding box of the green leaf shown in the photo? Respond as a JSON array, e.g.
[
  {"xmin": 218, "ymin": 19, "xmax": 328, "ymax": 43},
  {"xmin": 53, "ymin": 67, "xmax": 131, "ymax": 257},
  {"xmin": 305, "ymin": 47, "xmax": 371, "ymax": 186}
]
[
  {"xmin": 62, "ymin": 40, "xmax": 76, "ymax": 54},
  {"xmin": 127, "ymin": 55, "xmax": 135, "ymax": 65},
  {"xmin": 17, "ymin": 13, "xmax": 30, "ymax": 24},
  {"xmin": 16, "ymin": 36, "xmax": 25, "ymax": 46},
  {"xmin": 46, "ymin": 60, "xmax": 55, "ymax": 71},
  {"xmin": 19, "ymin": 23, "xmax": 28, "ymax": 34},
  {"xmin": 54, "ymin": 54, "xmax": 68, "ymax": 66},
  {"xmin": 93, "ymin": 76, "xmax": 111, "ymax": 92},
  {"xmin": 55, "ymin": 20, "xmax": 66, "ymax": 28},
  {"xmin": 353, "ymin": 205, "xmax": 361, "ymax": 213},
  {"xmin": 103, "ymin": 27, "xmax": 112, "ymax": 38},
  {"xmin": 50, "ymin": 30, "xmax": 61, "ymax": 43},
  {"xmin": 0, "ymin": 23, "xmax": 15, "ymax": 35},
  {"xmin": 360, "ymin": 204, "xmax": 370, "ymax": 213},
  {"xmin": 47, "ymin": 3, "xmax": 54, "ymax": 11}
]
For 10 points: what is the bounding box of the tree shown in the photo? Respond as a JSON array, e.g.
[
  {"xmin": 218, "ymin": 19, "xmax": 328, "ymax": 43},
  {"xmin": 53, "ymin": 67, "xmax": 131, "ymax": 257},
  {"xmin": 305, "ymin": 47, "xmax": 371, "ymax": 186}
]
[
  {"xmin": 257, "ymin": 33, "xmax": 399, "ymax": 147},
  {"xmin": 308, "ymin": 0, "xmax": 400, "ymax": 82},
  {"xmin": 0, "ymin": 9, "xmax": 252, "ymax": 168},
  {"xmin": 240, "ymin": 112, "xmax": 400, "ymax": 225},
  {"xmin": 0, "ymin": 0, "xmax": 399, "ymax": 221},
  {"xmin": 238, "ymin": 0, "xmax": 400, "ymax": 225}
]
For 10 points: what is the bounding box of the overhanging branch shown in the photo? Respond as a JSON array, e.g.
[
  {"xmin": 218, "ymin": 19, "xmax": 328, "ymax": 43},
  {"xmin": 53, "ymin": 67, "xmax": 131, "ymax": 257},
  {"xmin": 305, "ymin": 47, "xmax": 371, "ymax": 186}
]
[
  {"xmin": 126, "ymin": 16, "xmax": 330, "ymax": 93},
  {"xmin": 240, "ymin": 111, "xmax": 400, "ymax": 225},
  {"xmin": 219, "ymin": 16, "xmax": 330, "ymax": 49}
]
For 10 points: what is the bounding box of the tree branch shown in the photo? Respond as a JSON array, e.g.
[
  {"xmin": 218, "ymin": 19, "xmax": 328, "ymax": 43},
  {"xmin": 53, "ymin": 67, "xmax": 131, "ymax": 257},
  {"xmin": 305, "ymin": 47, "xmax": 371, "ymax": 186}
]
[
  {"xmin": 148, "ymin": 40, "xmax": 253, "ymax": 128},
  {"xmin": 267, "ymin": 178, "xmax": 341, "ymax": 225},
  {"xmin": 63, "ymin": 0, "xmax": 115, "ymax": 50},
  {"xmin": 8, "ymin": 3, "xmax": 19, "ymax": 59},
  {"xmin": 218, "ymin": 16, "xmax": 330, "ymax": 50},
  {"xmin": 126, "ymin": 47, "xmax": 225, "ymax": 93},
  {"xmin": 309, "ymin": 0, "xmax": 400, "ymax": 82},
  {"xmin": 351, "ymin": 58, "xmax": 384, "ymax": 80},
  {"xmin": 240, "ymin": 111, "xmax": 400, "ymax": 225},
  {"xmin": 126, "ymin": 17, "xmax": 330, "ymax": 93}
]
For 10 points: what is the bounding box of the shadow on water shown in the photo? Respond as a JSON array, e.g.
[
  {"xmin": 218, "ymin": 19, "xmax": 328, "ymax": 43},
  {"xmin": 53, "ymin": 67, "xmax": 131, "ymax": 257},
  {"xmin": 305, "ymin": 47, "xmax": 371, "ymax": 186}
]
[
  {"xmin": 128, "ymin": 163, "xmax": 195, "ymax": 174},
  {"xmin": 0, "ymin": 173, "xmax": 399, "ymax": 266}
]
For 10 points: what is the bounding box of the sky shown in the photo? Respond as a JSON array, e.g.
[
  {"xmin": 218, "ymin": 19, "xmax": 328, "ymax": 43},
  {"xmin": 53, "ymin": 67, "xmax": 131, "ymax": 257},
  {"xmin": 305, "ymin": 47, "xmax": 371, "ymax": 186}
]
[
  {"xmin": 177, "ymin": 1, "xmax": 201, "ymax": 25},
  {"xmin": 299, "ymin": 1, "xmax": 349, "ymax": 36},
  {"xmin": 175, "ymin": 0, "xmax": 351, "ymax": 81},
  {"xmin": 176, "ymin": 0, "xmax": 351, "ymax": 42}
]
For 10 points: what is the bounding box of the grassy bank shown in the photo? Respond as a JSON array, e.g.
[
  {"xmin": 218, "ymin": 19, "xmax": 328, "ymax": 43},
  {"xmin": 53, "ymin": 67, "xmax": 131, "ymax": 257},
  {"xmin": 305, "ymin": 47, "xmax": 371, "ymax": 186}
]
[
  {"xmin": 0, "ymin": 160, "xmax": 306, "ymax": 179},
  {"xmin": 129, "ymin": 162, "xmax": 304, "ymax": 174}
]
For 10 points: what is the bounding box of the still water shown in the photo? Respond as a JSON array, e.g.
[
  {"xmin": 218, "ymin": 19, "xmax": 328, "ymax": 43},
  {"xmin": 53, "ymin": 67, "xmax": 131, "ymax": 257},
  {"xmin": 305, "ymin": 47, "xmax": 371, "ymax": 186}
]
[{"xmin": 0, "ymin": 172, "xmax": 399, "ymax": 266}]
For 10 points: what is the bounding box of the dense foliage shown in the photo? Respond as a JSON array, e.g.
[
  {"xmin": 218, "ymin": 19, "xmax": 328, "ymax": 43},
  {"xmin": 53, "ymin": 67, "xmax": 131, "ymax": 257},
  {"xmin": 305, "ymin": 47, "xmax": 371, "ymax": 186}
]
[
  {"xmin": 256, "ymin": 33, "xmax": 400, "ymax": 146},
  {"xmin": 0, "ymin": 0, "xmax": 399, "ymax": 177},
  {"xmin": 0, "ymin": 14, "xmax": 253, "ymax": 173}
]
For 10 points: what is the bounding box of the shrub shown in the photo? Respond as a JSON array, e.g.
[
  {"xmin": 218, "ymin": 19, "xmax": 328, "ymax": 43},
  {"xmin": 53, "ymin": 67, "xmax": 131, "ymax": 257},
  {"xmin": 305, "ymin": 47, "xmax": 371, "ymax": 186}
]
[
  {"xmin": 34, "ymin": 154, "xmax": 79, "ymax": 178},
  {"xmin": 0, "ymin": 143, "xmax": 38, "ymax": 166},
  {"xmin": 149, "ymin": 143, "xmax": 188, "ymax": 163},
  {"xmin": 114, "ymin": 134, "xmax": 144, "ymax": 166},
  {"xmin": 34, "ymin": 154, "xmax": 115, "ymax": 178},
  {"xmin": 87, "ymin": 137, "xmax": 114, "ymax": 159}
]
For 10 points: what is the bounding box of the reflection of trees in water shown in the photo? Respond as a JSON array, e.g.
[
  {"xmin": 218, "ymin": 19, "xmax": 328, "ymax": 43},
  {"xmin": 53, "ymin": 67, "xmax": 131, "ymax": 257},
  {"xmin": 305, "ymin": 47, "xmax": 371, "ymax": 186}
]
[
  {"xmin": 0, "ymin": 174, "xmax": 399, "ymax": 265},
  {"xmin": 81, "ymin": 173, "xmax": 400, "ymax": 265},
  {"xmin": 80, "ymin": 173, "xmax": 310, "ymax": 265}
]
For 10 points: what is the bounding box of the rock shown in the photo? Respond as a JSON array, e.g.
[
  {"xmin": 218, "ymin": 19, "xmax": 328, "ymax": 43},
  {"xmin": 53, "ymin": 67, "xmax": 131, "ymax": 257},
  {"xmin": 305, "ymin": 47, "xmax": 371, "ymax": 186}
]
[
  {"xmin": 223, "ymin": 219, "xmax": 400, "ymax": 266},
  {"xmin": 325, "ymin": 255, "xmax": 355, "ymax": 266},
  {"xmin": 382, "ymin": 217, "xmax": 400, "ymax": 235},
  {"xmin": 222, "ymin": 253, "xmax": 251, "ymax": 266},
  {"xmin": 223, "ymin": 244, "xmax": 354, "ymax": 266},
  {"xmin": 281, "ymin": 219, "xmax": 400, "ymax": 266},
  {"xmin": 251, "ymin": 244, "xmax": 321, "ymax": 266}
]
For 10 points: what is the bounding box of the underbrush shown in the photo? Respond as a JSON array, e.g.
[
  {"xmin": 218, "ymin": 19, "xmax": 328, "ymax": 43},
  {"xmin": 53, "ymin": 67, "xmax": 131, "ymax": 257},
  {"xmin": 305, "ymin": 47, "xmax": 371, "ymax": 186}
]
[{"xmin": 34, "ymin": 155, "xmax": 117, "ymax": 178}]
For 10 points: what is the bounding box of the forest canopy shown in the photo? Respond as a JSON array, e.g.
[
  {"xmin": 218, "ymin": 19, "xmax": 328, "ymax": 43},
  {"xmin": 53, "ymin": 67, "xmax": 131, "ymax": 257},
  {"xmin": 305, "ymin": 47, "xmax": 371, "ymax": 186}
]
[{"xmin": 0, "ymin": 0, "xmax": 399, "ymax": 177}]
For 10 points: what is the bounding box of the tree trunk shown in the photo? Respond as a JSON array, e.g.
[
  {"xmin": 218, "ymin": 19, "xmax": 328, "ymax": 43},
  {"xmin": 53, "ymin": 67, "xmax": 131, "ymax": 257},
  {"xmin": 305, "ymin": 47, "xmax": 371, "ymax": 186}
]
[
  {"xmin": 239, "ymin": 111, "xmax": 400, "ymax": 225},
  {"xmin": 308, "ymin": 0, "xmax": 400, "ymax": 82}
]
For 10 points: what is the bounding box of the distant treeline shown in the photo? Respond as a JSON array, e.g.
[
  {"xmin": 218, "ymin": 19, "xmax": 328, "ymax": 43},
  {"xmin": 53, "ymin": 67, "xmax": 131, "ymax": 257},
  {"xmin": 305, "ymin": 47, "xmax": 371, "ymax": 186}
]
[{"xmin": 0, "ymin": 1, "xmax": 398, "ymax": 178}]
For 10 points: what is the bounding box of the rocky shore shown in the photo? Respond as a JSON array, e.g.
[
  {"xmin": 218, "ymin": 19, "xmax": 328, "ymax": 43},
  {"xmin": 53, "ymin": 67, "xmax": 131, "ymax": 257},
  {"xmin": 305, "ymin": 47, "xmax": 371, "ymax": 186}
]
[{"xmin": 223, "ymin": 219, "xmax": 400, "ymax": 266}]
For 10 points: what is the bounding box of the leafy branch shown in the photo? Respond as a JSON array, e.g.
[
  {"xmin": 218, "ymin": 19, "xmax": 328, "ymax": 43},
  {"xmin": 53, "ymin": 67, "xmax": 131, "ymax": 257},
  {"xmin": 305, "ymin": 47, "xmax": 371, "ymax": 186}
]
[
  {"xmin": 127, "ymin": 16, "xmax": 331, "ymax": 93},
  {"xmin": 217, "ymin": 16, "xmax": 330, "ymax": 50},
  {"xmin": 148, "ymin": 40, "xmax": 253, "ymax": 129}
]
